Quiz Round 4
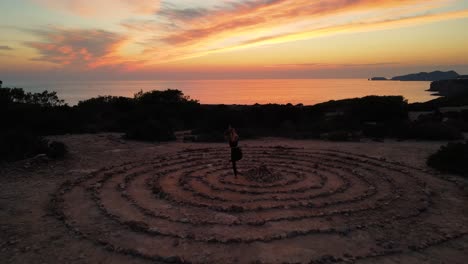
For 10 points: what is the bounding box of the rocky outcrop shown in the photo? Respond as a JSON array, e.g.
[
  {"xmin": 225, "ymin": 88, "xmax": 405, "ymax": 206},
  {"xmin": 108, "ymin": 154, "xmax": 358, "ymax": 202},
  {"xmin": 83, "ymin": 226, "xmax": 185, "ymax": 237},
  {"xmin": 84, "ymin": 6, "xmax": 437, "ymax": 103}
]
[
  {"xmin": 391, "ymin": 71, "xmax": 459, "ymax": 81},
  {"xmin": 428, "ymin": 79, "xmax": 468, "ymax": 97},
  {"xmin": 368, "ymin": 77, "xmax": 387, "ymax": 81}
]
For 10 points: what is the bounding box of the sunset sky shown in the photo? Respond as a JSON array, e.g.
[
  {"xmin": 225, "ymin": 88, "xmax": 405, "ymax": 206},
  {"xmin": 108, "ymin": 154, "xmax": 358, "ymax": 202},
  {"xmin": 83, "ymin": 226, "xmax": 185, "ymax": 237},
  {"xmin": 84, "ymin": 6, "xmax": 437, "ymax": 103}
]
[{"xmin": 1, "ymin": 0, "xmax": 468, "ymax": 80}]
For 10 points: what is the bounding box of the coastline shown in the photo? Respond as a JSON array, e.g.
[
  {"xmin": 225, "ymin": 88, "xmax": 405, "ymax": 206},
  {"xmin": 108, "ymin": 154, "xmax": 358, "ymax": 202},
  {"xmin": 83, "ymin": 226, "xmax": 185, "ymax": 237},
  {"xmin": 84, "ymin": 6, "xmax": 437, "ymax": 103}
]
[{"xmin": 3, "ymin": 78, "xmax": 434, "ymax": 106}]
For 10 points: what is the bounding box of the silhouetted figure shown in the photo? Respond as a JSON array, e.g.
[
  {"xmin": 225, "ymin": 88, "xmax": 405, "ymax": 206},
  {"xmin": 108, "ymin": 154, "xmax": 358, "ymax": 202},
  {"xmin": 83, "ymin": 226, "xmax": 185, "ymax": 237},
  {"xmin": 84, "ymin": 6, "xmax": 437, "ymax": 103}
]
[
  {"xmin": 0, "ymin": 80, "xmax": 2, "ymax": 88},
  {"xmin": 225, "ymin": 126, "xmax": 242, "ymax": 177}
]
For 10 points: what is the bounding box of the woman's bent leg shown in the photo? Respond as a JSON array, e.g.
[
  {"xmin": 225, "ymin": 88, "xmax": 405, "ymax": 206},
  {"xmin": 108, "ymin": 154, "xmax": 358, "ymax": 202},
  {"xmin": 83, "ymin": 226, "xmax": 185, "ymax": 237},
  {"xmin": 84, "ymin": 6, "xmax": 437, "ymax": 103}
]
[{"xmin": 232, "ymin": 161, "xmax": 237, "ymax": 177}]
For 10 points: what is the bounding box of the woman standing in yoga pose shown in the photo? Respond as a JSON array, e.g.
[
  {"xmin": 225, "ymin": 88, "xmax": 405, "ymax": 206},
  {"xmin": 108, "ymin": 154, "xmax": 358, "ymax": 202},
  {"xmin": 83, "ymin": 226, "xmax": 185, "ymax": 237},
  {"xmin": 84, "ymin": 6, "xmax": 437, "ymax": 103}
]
[{"xmin": 225, "ymin": 126, "xmax": 242, "ymax": 177}]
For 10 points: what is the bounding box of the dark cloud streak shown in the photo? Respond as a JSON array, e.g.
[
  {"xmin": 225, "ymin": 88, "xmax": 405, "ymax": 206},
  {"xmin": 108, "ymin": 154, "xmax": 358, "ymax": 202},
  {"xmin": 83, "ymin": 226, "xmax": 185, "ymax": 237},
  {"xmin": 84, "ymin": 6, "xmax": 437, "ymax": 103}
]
[{"xmin": 0, "ymin": 45, "xmax": 13, "ymax": 50}]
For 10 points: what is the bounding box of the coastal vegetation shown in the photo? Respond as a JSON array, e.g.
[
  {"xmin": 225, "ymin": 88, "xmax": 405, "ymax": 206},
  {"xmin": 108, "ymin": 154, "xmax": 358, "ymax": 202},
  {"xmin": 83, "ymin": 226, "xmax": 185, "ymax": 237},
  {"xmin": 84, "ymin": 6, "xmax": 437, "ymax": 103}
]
[
  {"xmin": 428, "ymin": 79, "xmax": 468, "ymax": 97},
  {"xmin": 1, "ymin": 86, "xmax": 467, "ymax": 164}
]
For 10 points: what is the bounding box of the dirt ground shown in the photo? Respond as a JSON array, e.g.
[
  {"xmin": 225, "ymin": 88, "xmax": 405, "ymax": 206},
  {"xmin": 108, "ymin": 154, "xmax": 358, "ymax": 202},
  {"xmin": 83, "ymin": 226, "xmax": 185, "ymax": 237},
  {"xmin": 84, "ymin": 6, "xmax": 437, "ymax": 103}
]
[{"xmin": 1, "ymin": 133, "xmax": 467, "ymax": 264}]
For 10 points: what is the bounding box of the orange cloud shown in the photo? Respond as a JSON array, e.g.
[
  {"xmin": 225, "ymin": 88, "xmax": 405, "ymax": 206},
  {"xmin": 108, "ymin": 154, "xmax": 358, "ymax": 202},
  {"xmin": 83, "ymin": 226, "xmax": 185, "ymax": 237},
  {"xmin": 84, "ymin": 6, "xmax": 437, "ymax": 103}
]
[
  {"xmin": 157, "ymin": 0, "xmax": 433, "ymax": 45},
  {"xmin": 24, "ymin": 0, "xmax": 467, "ymax": 71},
  {"xmin": 135, "ymin": 0, "xmax": 464, "ymax": 64},
  {"xmin": 213, "ymin": 9, "xmax": 468, "ymax": 53}
]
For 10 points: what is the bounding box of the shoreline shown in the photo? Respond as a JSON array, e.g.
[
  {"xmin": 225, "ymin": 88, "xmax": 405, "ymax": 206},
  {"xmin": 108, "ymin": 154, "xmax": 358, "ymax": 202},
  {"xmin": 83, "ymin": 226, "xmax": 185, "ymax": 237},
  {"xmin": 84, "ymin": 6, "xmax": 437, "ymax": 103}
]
[{"xmin": 1, "ymin": 78, "xmax": 434, "ymax": 106}]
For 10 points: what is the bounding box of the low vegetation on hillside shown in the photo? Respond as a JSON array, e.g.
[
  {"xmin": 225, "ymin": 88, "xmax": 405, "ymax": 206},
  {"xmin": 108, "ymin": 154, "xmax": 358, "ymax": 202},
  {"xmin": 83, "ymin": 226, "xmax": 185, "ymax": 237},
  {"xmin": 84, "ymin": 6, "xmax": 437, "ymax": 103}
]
[{"xmin": 1, "ymin": 87, "xmax": 467, "ymax": 161}]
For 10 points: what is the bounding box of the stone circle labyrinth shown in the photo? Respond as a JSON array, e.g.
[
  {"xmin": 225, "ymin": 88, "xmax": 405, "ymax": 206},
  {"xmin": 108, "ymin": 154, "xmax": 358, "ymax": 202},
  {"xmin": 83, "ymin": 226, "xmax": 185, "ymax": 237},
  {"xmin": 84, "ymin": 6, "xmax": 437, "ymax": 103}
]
[{"xmin": 50, "ymin": 146, "xmax": 468, "ymax": 263}]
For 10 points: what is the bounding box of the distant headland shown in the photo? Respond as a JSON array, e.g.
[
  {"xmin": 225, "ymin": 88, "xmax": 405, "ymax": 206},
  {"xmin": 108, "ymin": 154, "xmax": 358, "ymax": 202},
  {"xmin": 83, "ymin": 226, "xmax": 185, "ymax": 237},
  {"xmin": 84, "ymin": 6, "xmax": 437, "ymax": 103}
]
[{"xmin": 369, "ymin": 70, "xmax": 467, "ymax": 81}]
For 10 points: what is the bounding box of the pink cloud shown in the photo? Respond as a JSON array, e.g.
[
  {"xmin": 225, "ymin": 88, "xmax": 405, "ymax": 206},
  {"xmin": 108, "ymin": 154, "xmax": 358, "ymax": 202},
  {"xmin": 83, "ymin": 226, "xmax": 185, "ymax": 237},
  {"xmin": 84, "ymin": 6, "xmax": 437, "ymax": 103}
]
[
  {"xmin": 26, "ymin": 28, "xmax": 128, "ymax": 68},
  {"xmin": 33, "ymin": 0, "xmax": 160, "ymax": 18}
]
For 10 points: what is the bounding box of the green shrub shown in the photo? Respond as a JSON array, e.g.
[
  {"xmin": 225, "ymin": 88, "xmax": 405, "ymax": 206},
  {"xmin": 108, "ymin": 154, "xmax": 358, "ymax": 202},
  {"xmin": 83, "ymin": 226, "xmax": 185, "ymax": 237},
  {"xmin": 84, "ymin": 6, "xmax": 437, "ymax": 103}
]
[
  {"xmin": 322, "ymin": 131, "xmax": 359, "ymax": 142},
  {"xmin": 427, "ymin": 141, "xmax": 468, "ymax": 176},
  {"xmin": 0, "ymin": 132, "xmax": 69, "ymax": 161},
  {"xmin": 192, "ymin": 133, "xmax": 226, "ymax": 142},
  {"xmin": 363, "ymin": 123, "xmax": 388, "ymax": 138},
  {"xmin": 0, "ymin": 87, "xmax": 65, "ymax": 107},
  {"xmin": 413, "ymin": 123, "xmax": 462, "ymax": 140},
  {"xmin": 396, "ymin": 122, "xmax": 463, "ymax": 140},
  {"xmin": 47, "ymin": 141, "xmax": 68, "ymax": 159},
  {"xmin": 0, "ymin": 132, "xmax": 49, "ymax": 161}
]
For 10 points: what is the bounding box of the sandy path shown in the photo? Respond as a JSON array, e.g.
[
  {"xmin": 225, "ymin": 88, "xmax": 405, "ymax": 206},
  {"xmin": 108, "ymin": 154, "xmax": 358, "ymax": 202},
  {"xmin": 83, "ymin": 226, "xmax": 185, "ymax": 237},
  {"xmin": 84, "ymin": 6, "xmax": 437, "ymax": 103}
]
[{"xmin": 1, "ymin": 133, "xmax": 467, "ymax": 263}]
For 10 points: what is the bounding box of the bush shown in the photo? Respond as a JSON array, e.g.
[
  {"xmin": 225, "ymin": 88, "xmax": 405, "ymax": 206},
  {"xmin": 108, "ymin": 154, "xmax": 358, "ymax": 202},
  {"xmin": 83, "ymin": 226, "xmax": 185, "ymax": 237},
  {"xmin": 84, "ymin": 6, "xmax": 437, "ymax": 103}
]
[
  {"xmin": 125, "ymin": 120, "xmax": 176, "ymax": 142},
  {"xmin": 47, "ymin": 141, "xmax": 68, "ymax": 159},
  {"xmin": 321, "ymin": 131, "xmax": 360, "ymax": 142},
  {"xmin": 427, "ymin": 141, "xmax": 468, "ymax": 176},
  {"xmin": 312, "ymin": 96, "xmax": 408, "ymax": 123},
  {"xmin": 0, "ymin": 87, "xmax": 65, "ymax": 107},
  {"xmin": 192, "ymin": 133, "xmax": 226, "ymax": 142},
  {"xmin": 0, "ymin": 132, "xmax": 69, "ymax": 161},
  {"xmin": 363, "ymin": 123, "xmax": 388, "ymax": 138},
  {"xmin": 190, "ymin": 127, "xmax": 227, "ymax": 142},
  {"xmin": 412, "ymin": 123, "xmax": 462, "ymax": 140},
  {"xmin": 0, "ymin": 132, "xmax": 49, "ymax": 161}
]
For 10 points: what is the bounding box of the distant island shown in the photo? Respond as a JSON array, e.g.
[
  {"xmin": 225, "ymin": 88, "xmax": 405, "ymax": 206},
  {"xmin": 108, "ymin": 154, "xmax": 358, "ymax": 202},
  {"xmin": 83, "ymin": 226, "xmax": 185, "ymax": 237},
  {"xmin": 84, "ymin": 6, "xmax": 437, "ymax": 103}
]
[
  {"xmin": 392, "ymin": 70, "xmax": 460, "ymax": 81},
  {"xmin": 369, "ymin": 70, "xmax": 463, "ymax": 81}
]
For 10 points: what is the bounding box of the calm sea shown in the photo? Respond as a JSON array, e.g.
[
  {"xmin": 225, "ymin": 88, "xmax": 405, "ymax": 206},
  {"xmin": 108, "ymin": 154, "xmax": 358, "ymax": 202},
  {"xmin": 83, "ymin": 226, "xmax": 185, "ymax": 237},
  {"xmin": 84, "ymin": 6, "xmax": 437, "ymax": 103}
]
[{"xmin": 6, "ymin": 79, "xmax": 435, "ymax": 106}]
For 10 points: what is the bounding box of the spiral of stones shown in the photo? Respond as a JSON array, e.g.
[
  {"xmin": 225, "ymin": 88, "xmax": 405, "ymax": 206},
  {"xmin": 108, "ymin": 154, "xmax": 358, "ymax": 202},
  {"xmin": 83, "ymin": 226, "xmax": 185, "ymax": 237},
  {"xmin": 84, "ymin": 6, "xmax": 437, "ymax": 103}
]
[{"xmin": 49, "ymin": 147, "xmax": 468, "ymax": 263}]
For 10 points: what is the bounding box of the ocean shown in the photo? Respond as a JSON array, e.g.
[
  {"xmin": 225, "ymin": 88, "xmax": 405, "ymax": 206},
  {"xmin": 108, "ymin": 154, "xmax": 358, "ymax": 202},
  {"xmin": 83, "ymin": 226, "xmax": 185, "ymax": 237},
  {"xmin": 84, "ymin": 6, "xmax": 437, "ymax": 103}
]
[{"xmin": 5, "ymin": 79, "xmax": 435, "ymax": 106}]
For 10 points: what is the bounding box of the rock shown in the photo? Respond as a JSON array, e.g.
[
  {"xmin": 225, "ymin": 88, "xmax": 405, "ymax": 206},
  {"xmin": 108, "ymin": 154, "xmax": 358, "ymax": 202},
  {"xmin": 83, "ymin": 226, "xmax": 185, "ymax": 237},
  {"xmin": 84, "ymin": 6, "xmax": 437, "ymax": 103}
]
[
  {"xmin": 33, "ymin": 153, "xmax": 48, "ymax": 160},
  {"xmin": 165, "ymin": 256, "xmax": 182, "ymax": 263},
  {"xmin": 228, "ymin": 206, "xmax": 244, "ymax": 213},
  {"xmin": 369, "ymin": 77, "xmax": 388, "ymax": 81},
  {"xmin": 32, "ymin": 245, "xmax": 41, "ymax": 252},
  {"xmin": 124, "ymin": 221, "xmax": 149, "ymax": 231},
  {"xmin": 8, "ymin": 240, "xmax": 17, "ymax": 245},
  {"xmin": 149, "ymin": 227, "xmax": 159, "ymax": 233},
  {"xmin": 214, "ymin": 213, "xmax": 239, "ymax": 225},
  {"xmin": 244, "ymin": 164, "xmax": 283, "ymax": 183}
]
